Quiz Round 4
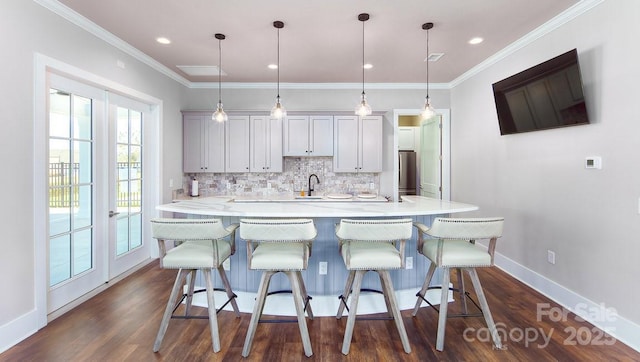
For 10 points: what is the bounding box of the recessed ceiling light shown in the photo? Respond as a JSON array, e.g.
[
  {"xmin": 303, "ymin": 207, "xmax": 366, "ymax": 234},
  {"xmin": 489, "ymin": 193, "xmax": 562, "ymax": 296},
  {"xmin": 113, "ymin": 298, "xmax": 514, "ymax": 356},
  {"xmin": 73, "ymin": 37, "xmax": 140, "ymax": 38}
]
[
  {"xmin": 469, "ymin": 37, "xmax": 483, "ymax": 45},
  {"xmin": 363, "ymin": 63, "xmax": 373, "ymax": 69},
  {"xmin": 156, "ymin": 37, "xmax": 171, "ymax": 45},
  {"xmin": 268, "ymin": 64, "xmax": 278, "ymax": 70}
]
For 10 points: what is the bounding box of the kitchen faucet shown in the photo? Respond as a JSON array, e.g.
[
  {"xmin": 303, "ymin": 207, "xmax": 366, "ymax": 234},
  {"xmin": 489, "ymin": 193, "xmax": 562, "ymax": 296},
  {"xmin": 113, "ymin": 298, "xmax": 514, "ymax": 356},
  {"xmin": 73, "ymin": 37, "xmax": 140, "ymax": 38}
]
[{"xmin": 308, "ymin": 174, "xmax": 320, "ymax": 196}]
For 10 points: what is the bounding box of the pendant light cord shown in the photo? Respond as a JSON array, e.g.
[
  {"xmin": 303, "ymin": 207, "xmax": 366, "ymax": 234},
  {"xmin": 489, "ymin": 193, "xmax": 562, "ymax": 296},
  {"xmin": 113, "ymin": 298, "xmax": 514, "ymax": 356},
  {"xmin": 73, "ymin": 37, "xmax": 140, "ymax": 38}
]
[
  {"xmin": 218, "ymin": 37, "xmax": 222, "ymax": 104},
  {"xmin": 426, "ymin": 26, "xmax": 430, "ymax": 99},
  {"xmin": 277, "ymin": 26, "xmax": 281, "ymax": 100},
  {"xmin": 361, "ymin": 18, "xmax": 365, "ymax": 97}
]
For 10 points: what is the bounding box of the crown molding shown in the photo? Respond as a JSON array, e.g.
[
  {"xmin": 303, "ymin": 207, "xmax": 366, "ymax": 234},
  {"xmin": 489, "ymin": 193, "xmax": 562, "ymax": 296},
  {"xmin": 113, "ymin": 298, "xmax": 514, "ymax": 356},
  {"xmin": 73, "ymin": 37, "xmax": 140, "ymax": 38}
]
[
  {"xmin": 449, "ymin": 0, "xmax": 605, "ymax": 88},
  {"xmin": 188, "ymin": 82, "xmax": 450, "ymax": 90},
  {"xmin": 34, "ymin": 0, "xmax": 191, "ymax": 87}
]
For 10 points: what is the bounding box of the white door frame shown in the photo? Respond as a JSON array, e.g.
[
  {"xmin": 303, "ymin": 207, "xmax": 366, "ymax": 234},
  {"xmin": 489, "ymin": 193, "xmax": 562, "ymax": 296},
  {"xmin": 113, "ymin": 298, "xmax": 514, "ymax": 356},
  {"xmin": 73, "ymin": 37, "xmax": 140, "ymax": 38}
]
[
  {"xmin": 391, "ymin": 109, "xmax": 450, "ymax": 202},
  {"xmin": 34, "ymin": 53, "xmax": 162, "ymax": 326}
]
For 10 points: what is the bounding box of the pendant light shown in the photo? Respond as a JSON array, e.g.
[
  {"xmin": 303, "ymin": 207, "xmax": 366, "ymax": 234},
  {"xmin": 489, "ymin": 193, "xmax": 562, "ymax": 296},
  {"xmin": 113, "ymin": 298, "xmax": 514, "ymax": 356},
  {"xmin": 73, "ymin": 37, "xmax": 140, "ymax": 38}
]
[
  {"xmin": 212, "ymin": 33, "xmax": 228, "ymax": 122},
  {"xmin": 421, "ymin": 22, "xmax": 437, "ymax": 120},
  {"xmin": 355, "ymin": 13, "xmax": 372, "ymax": 117},
  {"xmin": 270, "ymin": 21, "xmax": 286, "ymax": 119}
]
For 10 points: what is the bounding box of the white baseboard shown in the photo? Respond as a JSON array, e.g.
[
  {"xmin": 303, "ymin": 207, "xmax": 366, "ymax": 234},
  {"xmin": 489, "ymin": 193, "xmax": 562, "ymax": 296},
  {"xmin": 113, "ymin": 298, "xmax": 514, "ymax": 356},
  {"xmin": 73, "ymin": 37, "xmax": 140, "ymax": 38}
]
[
  {"xmin": 493, "ymin": 252, "xmax": 640, "ymax": 352},
  {"xmin": 0, "ymin": 309, "xmax": 39, "ymax": 354}
]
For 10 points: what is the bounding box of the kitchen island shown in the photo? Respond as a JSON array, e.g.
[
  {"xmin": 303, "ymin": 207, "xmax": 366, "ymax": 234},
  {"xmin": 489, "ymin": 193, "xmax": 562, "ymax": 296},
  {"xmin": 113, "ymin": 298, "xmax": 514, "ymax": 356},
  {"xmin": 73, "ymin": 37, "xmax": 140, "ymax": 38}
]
[{"xmin": 155, "ymin": 195, "xmax": 478, "ymax": 316}]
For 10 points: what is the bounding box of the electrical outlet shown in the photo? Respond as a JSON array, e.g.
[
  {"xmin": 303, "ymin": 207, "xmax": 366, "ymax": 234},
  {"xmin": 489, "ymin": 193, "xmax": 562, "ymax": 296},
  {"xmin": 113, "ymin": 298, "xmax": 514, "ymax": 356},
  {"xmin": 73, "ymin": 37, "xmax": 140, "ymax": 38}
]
[
  {"xmin": 169, "ymin": 179, "xmax": 174, "ymax": 188},
  {"xmin": 267, "ymin": 182, "xmax": 272, "ymax": 189},
  {"xmin": 547, "ymin": 250, "xmax": 556, "ymax": 265},
  {"xmin": 319, "ymin": 261, "xmax": 328, "ymax": 275},
  {"xmin": 406, "ymin": 257, "xmax": 413, "ymax": 269},
  {"xmin": 369, "ymin": 182, "xmax": 375, "ymax": 190},
  {"xmin": 223, "ymin": 259, "xmax": 231, "ymax": 271}
]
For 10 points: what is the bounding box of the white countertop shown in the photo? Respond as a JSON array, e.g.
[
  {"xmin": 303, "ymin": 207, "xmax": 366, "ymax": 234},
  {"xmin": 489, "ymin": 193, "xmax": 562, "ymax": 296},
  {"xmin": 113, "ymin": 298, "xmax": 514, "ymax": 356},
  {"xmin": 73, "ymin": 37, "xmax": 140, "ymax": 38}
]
[{"xmin": 156, "ymin": 195, "xmax": 478, "ymax": 218}]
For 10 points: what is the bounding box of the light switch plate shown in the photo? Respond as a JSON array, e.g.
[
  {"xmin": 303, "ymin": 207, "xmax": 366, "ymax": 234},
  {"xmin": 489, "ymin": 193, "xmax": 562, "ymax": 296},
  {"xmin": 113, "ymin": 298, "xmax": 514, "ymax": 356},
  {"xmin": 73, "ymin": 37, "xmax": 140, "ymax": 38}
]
[{"xmin": 585, "ymin": 156, "xmax": 602, "ymax": 169}]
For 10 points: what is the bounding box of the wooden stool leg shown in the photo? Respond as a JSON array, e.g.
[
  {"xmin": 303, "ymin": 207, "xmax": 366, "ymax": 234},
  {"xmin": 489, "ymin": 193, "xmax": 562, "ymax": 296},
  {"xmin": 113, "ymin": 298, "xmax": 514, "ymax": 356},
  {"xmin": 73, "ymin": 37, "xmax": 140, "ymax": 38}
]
[
  {"xmin": 456, "ymin": 268, "xmax": 468, "ymax": 314},
  {"xmin": 468, "ymin": 268, "xmax": 502, "ymax": 349},
  {"xmin": 341, "ymin": 270, "xmax": 364, "ymax": 355},
  {"xmin": 153, "ymin": 269, "xmax": 188, "ymax": 352},
  {"xmin": 203, "ymin": 269, "xmax": 221, "ymax": 352},
  {"xmin": 377, "ymin": 271, "xmax": 394, "ymax": 318},
  {"xmin": 337, "ymin": 270, "xmax": 356, "ymax": 319},
  {"xmin": 413, "ymin": 262, "xmax": 437, "ymax": 316},
  {"xmin": 296, "ymin": 271, "xmax": 314, "ymax": 319},
  {"xmin": 287, "ymin": 271, "xmax": 313, "ymax": 357},
  {"xmin": 436, "ymin": 268, "xmax": 451, "ymax": 351},
  {"xmin": 217, "ymin": 265, "xmax": 240, "ymax": 317},
  {"xmin": 185, "ymin": 269, "xmax": 197, "ymax": 316},
  {"xmin": 242, "ymin": 271, "xmax": 274, "ymax": 357},
  {"xmin": 380, "ymin": 270, "xmax": 411, "ymax": 353}
]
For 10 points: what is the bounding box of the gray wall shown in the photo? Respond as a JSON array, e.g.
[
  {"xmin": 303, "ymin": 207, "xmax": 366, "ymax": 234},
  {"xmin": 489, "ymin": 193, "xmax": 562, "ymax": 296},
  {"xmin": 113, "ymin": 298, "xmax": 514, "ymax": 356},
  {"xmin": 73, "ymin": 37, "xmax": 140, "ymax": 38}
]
[
  {"xmin": 0, "ymin": 0, "xmax": 184, "ymax": 342},
  {"xmin": 450, "ymin": 0, "xmax": 640, "ymax": 327}
]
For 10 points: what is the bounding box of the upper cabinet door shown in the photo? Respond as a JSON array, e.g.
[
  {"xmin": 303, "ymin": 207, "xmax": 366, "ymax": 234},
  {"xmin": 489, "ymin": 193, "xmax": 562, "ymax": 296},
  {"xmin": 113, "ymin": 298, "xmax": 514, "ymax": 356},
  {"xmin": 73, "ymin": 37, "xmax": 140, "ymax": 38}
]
[
  {"xmin": 333, "ymin": 115, "xmax": 382, "ymax": 173},
  {"xmin": 283, "ymin": 116, "xmax": 310, "ymax": 156},
  {"xmin": 183, "ymin": 112, "xmax": 224, "ymax": 173},
  {"xmin": 333, "ymin": 116, "xmax": 360, "ymax": 172},
  {"xmin": 250, "ymin": 116, "xmax": 283, "ymax": 172},
  {"xmin": 359, "ymin": 116, "xmax": 383, "ymax": 172},
  {"xmin": 283, "ymin": 115, "xmax": 334, "ymax": 156},
  {"xmin": 309, "ymin": 116, "xmax": 334, "ymax": 156},
  {"xmin": 225, "ymin": 115, "xmax": 250, "ymax": 172}
]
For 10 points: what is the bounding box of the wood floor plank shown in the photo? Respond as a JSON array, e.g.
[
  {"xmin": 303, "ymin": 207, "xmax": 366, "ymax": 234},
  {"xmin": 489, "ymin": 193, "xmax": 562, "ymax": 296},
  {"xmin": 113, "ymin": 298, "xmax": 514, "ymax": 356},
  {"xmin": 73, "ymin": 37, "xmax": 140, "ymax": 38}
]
[{"xmin": 1, "ymin": 261, "xmax": 639, "ymax": 361}]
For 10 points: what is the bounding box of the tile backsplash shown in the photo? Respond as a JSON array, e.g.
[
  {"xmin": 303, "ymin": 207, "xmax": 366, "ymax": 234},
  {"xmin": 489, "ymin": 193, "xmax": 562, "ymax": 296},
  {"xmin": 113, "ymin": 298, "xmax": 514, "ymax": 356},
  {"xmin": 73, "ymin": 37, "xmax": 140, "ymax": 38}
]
[{"xmin": 183, "ymin": 157, "xmax": 379, "ymax": 197}]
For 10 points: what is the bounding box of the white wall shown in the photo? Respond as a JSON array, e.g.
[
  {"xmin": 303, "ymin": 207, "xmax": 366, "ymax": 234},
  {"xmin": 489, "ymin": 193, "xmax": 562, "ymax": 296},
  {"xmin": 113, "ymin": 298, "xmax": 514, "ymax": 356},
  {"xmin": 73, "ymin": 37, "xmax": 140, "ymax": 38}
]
[
  {"xmin": 450, "ymin": 0, "xmax": 640, "ymax": 344},
  {"xmin": 0, "ymin": 0, "xmax": 184, "ymax": 351}
]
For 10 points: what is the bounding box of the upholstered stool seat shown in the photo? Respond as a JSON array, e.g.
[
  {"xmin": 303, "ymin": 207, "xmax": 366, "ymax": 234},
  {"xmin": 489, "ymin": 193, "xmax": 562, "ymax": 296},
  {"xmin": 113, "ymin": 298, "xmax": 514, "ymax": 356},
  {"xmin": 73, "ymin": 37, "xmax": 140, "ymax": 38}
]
[
  {"xmin": 335, "ymin": 218, "xmax": 413, "ymax": 355},
  {"xmin": 150, "ymin": 218, "xmax": 240, "ymax": 353},
  {"xmin": 413, "ymin": 217, "xmax": 504, "ymax": 351},
  {"xmin": 240, "ymin": 218, "xmax": 317, "ymax": 358}
]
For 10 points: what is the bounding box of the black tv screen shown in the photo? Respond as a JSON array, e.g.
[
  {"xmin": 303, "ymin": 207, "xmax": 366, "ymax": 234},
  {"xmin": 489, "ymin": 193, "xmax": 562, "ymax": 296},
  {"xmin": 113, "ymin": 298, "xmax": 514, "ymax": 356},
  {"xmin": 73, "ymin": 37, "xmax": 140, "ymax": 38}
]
[{"xmin": 492, "ymin": 49, "xmax": 590, "ymax": 135}]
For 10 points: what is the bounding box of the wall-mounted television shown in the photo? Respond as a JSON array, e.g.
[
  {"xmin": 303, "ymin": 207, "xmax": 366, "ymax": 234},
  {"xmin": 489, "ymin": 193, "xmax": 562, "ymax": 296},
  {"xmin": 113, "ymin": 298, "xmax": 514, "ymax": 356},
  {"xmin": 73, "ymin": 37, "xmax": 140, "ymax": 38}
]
[{"xmin": 492, "ymin": 49, "xmax": 590, "ymax": 135}]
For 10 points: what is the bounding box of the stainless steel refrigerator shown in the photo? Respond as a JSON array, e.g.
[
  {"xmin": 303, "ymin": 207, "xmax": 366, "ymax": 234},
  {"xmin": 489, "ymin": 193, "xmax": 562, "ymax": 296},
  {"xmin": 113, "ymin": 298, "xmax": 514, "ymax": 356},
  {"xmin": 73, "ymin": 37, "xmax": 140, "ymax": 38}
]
[{"xmin": 398, "ymin": 151, "xmax": 417, "ymax": 197}]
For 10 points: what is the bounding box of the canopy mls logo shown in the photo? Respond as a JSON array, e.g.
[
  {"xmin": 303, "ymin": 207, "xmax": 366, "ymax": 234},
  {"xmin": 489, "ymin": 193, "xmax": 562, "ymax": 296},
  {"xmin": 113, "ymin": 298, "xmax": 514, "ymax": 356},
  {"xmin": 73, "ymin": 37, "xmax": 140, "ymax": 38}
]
[{"xmin": 463, "ymin": 302, "xmax": 618, "ymax": 349}]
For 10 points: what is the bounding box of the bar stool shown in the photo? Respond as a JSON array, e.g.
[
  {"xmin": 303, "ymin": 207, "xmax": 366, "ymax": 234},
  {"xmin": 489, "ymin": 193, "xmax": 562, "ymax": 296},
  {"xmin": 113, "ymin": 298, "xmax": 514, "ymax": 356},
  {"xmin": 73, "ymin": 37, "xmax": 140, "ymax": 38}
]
[
  {"xmin": 150, "ymin": 218, "xmax": 240, "ymax": 353},
  {"xmin": 335, "ymin": 218, "xmax": 413, "ymax": 355},
  {"xmin": 412, "ymin": 217, "xmax": 504, "ymax": 351},
  {"xmin": 239, "ymin": 218, "xmax": 317, "ymax": 358}
]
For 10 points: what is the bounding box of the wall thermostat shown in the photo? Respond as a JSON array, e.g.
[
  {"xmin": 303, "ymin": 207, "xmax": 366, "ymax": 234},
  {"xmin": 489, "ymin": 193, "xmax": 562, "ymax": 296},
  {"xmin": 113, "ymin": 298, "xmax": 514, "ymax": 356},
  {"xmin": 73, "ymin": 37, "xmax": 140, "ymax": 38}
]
[{"xmin": 585, "ymin": 156, "xmax": 602, "ymax": 169}]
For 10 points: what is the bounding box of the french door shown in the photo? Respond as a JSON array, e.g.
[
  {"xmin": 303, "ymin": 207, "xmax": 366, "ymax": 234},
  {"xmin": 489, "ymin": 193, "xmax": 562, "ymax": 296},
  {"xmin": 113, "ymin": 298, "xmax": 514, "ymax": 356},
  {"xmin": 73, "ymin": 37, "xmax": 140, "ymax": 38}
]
[
  {"xmin": 107, "ymin": 94, "xmax": 151, "ymax": 278},
  {"xmin": 420, "ymin": 114, "xmax": 442, "ymax": 199},
  {"xmin": 47, "ymin": 75, "xmax": 152, "ymax": 313},
  {"xmin": 48, "ymin": 74, "xmax": 106, "ymax": 312}
]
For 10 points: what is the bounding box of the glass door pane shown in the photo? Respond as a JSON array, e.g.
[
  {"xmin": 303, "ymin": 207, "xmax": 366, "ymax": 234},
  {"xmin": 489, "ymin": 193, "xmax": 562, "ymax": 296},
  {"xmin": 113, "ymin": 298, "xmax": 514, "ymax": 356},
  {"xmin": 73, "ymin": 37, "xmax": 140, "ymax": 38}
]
[
  {"xmin": 115, "ymin": 107, "xmax": 143, "ymax": 256},
  {"xmin": 48, "ymin": 89, "xmax": 94, "ymax": 287}
]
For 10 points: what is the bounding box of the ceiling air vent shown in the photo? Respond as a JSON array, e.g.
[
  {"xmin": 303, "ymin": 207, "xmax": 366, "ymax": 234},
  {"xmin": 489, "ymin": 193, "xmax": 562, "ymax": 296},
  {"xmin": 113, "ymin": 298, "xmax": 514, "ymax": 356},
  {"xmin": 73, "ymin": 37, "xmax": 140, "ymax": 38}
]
[{"xmin": 425, "ymin": 53, "xmax": 444, "ymax": 62}]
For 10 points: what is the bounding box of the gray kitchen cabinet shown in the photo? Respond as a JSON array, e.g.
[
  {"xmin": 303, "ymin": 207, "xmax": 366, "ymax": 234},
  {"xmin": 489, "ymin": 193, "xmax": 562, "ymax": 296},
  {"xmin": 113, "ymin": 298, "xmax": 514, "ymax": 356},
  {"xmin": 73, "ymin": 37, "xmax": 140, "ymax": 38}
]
[
  {"xmin": 283, "ymin": 115, "xmax": 333, "ymax": 156},
  {"xmin": 250, "ymin": 116, "xmax": 283, "ymax": 172},
  {"xmin": 333, "ymin": 115, "xmax": 382, "ymax": 172},
  {"xmin": 182, "ymin": 111, "xmax": 224, "ymax": 173},
  {"xmin": 225, "ymin": 115, "xmax": 250, "ymax": 172}
]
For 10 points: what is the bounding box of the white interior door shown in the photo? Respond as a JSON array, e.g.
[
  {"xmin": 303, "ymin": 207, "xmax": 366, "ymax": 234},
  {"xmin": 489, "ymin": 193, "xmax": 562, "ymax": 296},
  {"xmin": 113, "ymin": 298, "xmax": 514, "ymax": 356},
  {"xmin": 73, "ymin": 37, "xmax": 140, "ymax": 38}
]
[
  {"xmin": 47, "ymin": 74, "xmax": 107, "ymax": 313},
  {"xmin": 420, "ymin": 115, "xmax": 442, "ymax": 199},
  {"xmin": 108, "ymin": 93, "xmax": 152, "ymax": 278}
]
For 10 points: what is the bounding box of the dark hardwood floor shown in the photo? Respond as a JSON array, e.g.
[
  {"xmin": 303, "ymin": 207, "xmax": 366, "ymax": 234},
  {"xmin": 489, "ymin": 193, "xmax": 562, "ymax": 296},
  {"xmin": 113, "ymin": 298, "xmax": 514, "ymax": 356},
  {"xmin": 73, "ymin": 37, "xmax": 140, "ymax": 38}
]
[{"xmin": 2, "ymin": 261, "xmax": 638, "ymax": 361}]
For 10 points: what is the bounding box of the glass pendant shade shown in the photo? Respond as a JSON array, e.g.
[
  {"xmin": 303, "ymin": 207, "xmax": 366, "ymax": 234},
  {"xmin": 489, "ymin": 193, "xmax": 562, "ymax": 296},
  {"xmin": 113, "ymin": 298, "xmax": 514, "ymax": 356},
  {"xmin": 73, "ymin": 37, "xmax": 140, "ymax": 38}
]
[
  {"xmin": 355, "ymin": 92, "xmax": 372, "ymax": 117},
  {"xmin": 421, "ymin": 96, "xmax": 436, "ymax": 120},
  {"xmin": 271, "ymin": 96, "xmax": 287, "ymax": 119},
  {"xmin": 213, "ymin": 102, "xmax": 228, "ymax": 122}
]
